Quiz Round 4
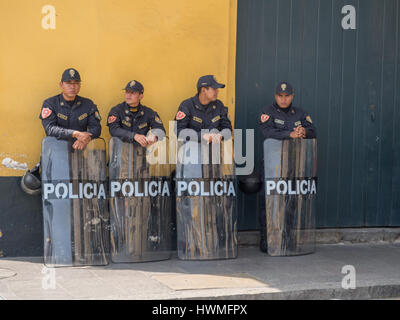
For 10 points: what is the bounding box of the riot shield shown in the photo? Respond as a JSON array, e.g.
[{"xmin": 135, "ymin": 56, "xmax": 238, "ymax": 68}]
[
  {"xmin": 176, "ymin": 140, "xmax": 237, "ymax": 260},
  {"xmin": 109, "ymin": 137, "xmax": 172, "ymax": 263},
  {"xmin": 263, "ymin": 138, "xmax": 317, "ymax": 256},
  {"xmin": 41, "ymin": 137, "xmax": 109, "ymax": 267}
]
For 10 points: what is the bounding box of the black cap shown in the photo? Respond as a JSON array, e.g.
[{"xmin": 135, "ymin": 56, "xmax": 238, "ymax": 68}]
[
  {"xmin": 275, "ymin": 81, "xmax": 293, "ymax": 95},
  {"xmin": 61, "ymin": 68, "xmax": 81, "ymax": 82},
  {"xmin": 124, "ymin": 80, "xmax": 144, "ymax": 93},
  {"xmin": 197, "ymin": 75, "xmax": 225, "ymax": 90}
]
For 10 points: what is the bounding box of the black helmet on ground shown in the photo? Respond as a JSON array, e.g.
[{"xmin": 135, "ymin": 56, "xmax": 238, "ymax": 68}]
[
  {"xmin": 20, "ymin": 163, "xmax": 41, "ymax": 196},
  {"xmin": 238, "ymin": 170, "xmax": 262, "ymax": 194}
]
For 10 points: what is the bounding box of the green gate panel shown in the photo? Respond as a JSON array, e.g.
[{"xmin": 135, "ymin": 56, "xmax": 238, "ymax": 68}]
[{"xmin": 235, "ymin": 0, "xmax": 400, "ymax": 229}]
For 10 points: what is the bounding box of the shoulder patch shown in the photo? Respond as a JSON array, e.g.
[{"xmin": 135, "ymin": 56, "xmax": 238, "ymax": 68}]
[
  {"xmin": 176, "ymin": 111, "xmax": 186, "ymax": 120},
  {"xmin": 108, "ymin": 115, "xmax": 117, "ymax": 124},
  {"xmin": 306, "ymin": 115, "xmax": 313, "ymax": 124},
  {"xmin": 41, "ymin": 108, "xmax": 52, "ymax": 119},
  {"xmin": 261, "ymin": 114, "xmax": 270, "ymax": 123},
  {"xmin": 95, "ymin": 111, "xmax": 102, "ymax": 121},
  {"xmin": 154, "ymin": 116, "xmax": 162, "ymax": 124}
]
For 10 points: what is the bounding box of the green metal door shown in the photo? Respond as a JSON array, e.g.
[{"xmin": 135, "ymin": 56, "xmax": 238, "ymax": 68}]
[{"xmin": 235, "ymin": 0, "xmax": 400, "ymax": 229}]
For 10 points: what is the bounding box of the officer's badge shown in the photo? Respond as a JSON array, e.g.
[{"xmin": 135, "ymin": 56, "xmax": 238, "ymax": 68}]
[
  {"xmin": 122, "ymin": 120, "xmax": 131, "ymax": 127},
  {"xmin": 193, "ymin": 116, "xmax": 203, "ymax": 123},
  {"xmin": 138, "ymin": 122, "xmax": 148, "ymax": 129},
  {"xmin": 176, "ymin": 111, "xmax": 186, "ymax": 120},
  {"xmin": 306, "ymin": 116, "xmax": 313, "ymax": 123},
  {"xmin": 125, "ymin": 116, "xmax": 131, "ymax": 121},
  {"xmin": 213, "ymin": 105, "xmax": 216, "ymax": 110},
  {"xmin": 211, "ymin": 115, "xmax": 220, "ymax": 123},
  {"xmin": 41, "ymin": 108, "xmax": 52, "ymax": 119},
  {"xmin": 77, "ymin": 101, "xmax": 81, "ymax": 106},
  {"xmin": 69, "ymin": 69, "xmax": 75, "ymax": 78},
  {"xmin": 78, "ymin": 113, "xmax": 88, "ymax": 121},
  {"xmin": 125, "ymin": 110, "xmax": 129, "ymax": 114},
  {"xmin": 130, "ymin": 80, "xmax": 136, "ymax": 87},
  {"xmin": 281, "ymin": 83, "xmax": 287, "ymax": 91},
  {"xmin": 60, "ymin": 102, "xmax": 64, "ymax": 106},
  {"xmin": 141, "ymin": 111, "xmax": 144, "ymax": 116},
  {"xmin": 108, "ymin": 115, "xmax": 117, "ymax": 124},
  {"xmin": 261, "ymin": 114, "xmax": 270, "ymax": 123},
  {"xmin": 57, "ymin": 113, "xmax": 68, "ymax": 120},
  {"xmin": 155, "ymin": 116, "xmax": 162, "ymax": 124}
]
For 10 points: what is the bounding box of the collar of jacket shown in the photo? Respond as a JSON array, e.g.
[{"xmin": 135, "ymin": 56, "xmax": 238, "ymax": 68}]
[
  {"xmin": 273, "ymin": 102, "xmax": 294, "ymax": 114},
  {"xmin": 124, "ymin": 102, "xmax": 143, "ymax": 113},
  {"xmin": 59, "ymin": 94, "xmax": 82, "ymax": 108}
]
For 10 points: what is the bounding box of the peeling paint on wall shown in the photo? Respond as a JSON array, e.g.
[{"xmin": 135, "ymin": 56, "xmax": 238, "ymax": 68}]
[{"xmin": 1, "ymin": 158, "xmax": 28, "ymax": 171}]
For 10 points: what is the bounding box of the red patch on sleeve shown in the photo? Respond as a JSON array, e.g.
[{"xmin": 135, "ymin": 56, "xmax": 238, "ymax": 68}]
[
  {"xmin": 176, "ymin": 111, "xmax": 186, "ymax": 120},
  {"xmin": 108, "ymin": 115, "xmax": 117, "ymax": 124},
  {"xmin": 261, "ymin": 114, "xmax": 270, "ymax": 123},
  {"xmin": 41, "ymin": 108, "xmax": 52, "ymax": 119}
]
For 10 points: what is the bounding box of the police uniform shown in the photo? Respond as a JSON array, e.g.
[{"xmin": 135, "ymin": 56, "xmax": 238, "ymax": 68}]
[
  {"xmin": 258, "ymin": 82, "xmax": 317, "ymax": 253},
  {"xmin": 259, "ymin": 83, "xmax": 316, "ymax": 140},
  {"xmin": 40, "ymin": 68, "xmax": 102, "ymax": 140},
  {"xmin": 175, "ymin": 75, "xmax": 232, "ymax": 139},
  {"xmin": 107, "ymin": 80, "xmax": 165, "ymax": 143}
]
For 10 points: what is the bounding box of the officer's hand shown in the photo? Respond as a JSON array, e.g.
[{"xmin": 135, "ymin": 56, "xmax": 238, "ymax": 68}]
[
  {"xmin": 134, "ymin": 134, "xmax": 148, "ymax": 147},
  {"xmin": 290, "ymin": 130, "xmax": 302, "ymax": 139},
  {"xmin": 146, "ymin": 134, "xmax": 158, "ymax": 146},
  {"xmin": 211, "ymin": 134, "xmax": 223, "ymax": 144},
  {"xmin": 72, "ymin": 140, "xmax": 87, "ymax": 151},
  {"xmin": 73, "ymin": 131, "xmax": 92, "ymax": 144},
  {"xmin": 202, "ymin": 134, "xmax": 213, "ymax": 144},
  {"xmin": 295, "ymin": 126, "xmax": 306, "ymax": 138}
]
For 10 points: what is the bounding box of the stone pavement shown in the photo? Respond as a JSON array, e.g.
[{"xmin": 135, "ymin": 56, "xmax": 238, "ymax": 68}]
[{"xmin": 0, "ymin": 243, "xmax": 399, "ymax": 300}]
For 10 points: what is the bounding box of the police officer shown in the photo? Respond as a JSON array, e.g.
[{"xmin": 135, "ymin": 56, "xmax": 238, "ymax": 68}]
[
  {"xmin": 175, "ymin": 75, "xmax": 232, "ymax": 142},
  {"xmin": 107, "ymin": 80, "xmax": 165, "ymax": 147},
  {"xmin": 259, "ymin": 82, "xmax": 316, "ymax": 140},
  {"xmin": 257, "ymin": 81, "xmax": 317, "ymax": 253},
  {"xmin": 40, "ymin": 68, "xmax": 102, "ymax": 150}
]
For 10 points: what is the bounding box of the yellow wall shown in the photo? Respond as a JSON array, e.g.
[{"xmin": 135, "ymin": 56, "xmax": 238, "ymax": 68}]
[{"xmin": 0, "ymin": 0, "xmax": 237, "ymax": 176}]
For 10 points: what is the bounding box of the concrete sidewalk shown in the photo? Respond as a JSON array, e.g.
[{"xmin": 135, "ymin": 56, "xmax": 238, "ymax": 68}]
[{"xmin": 0, "ymin": 243, "xmax": 399, "ymax": 300}]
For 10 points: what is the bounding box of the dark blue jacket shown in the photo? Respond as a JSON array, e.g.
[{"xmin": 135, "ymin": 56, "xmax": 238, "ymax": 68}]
[
  {"xmin": 40, "ymin": 94, "xmax": 101, "ymax": 140},
  {"xmin": 107, "ymin": 102, "xmax": 165, "ymax": 143},
  {"xmin": 259, "ymin": 103, "xmax": 317, "ymax": 140},
  {"xmin": 175, "ymin": 95, "xmax": 232, "ymax": 140}
]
